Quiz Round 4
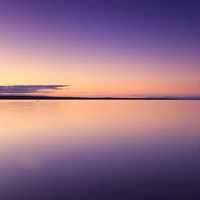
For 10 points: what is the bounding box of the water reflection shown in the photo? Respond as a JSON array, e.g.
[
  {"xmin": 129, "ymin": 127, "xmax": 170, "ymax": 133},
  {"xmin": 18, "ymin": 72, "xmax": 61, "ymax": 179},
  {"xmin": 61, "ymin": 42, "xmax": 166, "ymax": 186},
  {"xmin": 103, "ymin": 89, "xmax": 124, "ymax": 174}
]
[{"xmin": 0, "ymin": 100, "xmax": 200, "ymax": 199}]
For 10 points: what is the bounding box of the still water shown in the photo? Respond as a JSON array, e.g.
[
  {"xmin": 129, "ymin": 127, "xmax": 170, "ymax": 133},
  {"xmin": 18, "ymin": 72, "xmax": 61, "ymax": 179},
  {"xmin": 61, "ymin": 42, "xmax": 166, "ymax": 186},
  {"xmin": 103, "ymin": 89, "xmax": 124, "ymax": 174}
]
[{"xmin": 0, "ymin": 100, "xmax": 200, "ymax": 199}]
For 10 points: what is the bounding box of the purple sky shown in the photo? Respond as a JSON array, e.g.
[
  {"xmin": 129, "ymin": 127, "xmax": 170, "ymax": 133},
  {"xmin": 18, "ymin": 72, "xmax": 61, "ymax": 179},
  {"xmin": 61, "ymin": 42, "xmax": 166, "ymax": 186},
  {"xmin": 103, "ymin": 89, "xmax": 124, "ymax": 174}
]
[{"xmin": 0, "ymin": 0, "xmax": 199, "ymax": 96}]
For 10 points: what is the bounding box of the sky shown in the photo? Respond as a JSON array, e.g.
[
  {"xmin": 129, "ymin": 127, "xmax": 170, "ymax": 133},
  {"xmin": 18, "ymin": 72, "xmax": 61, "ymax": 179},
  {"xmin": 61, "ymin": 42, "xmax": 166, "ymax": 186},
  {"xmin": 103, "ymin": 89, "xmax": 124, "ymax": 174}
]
[{"xmin": 0, "ymin": 0, "xmax": 200, "ymax": 97}]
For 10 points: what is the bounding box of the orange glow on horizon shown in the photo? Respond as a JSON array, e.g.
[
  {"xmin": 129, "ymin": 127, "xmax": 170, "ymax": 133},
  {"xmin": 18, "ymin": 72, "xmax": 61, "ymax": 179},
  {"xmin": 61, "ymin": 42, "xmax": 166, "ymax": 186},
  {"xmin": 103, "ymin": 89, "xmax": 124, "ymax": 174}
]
[{"xmin": 0, "ymin": 36, "xmax": 200, "ymax": 97}]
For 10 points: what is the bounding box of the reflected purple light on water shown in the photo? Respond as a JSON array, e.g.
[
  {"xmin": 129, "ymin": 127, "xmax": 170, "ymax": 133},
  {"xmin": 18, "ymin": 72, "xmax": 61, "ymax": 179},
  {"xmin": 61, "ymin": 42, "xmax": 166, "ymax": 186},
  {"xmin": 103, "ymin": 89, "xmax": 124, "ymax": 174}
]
[{"xmin": 0, "ymin": 101, "xmax": 200, "ymax": 199}]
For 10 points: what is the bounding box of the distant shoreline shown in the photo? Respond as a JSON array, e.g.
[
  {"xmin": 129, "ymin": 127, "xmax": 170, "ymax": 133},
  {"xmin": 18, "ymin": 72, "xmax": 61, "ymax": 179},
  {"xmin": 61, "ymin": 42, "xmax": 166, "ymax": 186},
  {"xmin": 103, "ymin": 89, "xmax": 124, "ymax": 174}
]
[{"xmin": 0, "ymin": 95, "xmax": 200, "ymax": 100}]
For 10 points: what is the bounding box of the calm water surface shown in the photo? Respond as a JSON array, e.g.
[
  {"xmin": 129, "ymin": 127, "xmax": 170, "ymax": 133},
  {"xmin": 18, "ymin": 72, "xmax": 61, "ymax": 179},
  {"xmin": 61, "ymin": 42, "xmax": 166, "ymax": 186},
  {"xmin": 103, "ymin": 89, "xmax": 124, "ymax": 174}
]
[{"xmin": 0, "ymin": 100, "xmax": 200, "ymax": 199}]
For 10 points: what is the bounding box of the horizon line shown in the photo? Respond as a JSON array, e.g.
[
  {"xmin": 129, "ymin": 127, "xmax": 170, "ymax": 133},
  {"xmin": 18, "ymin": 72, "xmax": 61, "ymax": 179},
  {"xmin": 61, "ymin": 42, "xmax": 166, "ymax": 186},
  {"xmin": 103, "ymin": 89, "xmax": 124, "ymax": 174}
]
[{"xmin": 0, "ymin": 95, "xmax": 200, "ymax": 100}]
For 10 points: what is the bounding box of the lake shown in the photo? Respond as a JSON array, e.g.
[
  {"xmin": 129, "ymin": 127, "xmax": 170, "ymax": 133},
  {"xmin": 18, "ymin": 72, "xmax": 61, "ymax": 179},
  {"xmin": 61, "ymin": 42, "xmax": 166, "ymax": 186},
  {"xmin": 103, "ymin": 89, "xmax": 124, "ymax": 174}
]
[{"xmin": 0, "ymin": 100, "xmax": 200, "ymax": 199}]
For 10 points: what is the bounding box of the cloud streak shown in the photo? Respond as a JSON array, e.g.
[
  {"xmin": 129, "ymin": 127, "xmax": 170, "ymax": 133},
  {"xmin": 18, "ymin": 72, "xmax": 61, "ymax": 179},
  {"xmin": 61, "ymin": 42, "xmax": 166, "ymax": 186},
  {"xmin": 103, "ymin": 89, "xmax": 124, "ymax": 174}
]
[{"xmin": 0, "ymin": 85, "xmax": 69, "ymax": 94}]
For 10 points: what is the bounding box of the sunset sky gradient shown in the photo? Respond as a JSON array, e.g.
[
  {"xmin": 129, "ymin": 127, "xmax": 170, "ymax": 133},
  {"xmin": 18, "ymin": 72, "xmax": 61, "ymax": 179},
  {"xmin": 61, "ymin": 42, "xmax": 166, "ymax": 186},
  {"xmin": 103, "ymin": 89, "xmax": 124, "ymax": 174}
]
[{"xmin": 0, "ymin": 0, "xmax": 199, "ymax": 97}]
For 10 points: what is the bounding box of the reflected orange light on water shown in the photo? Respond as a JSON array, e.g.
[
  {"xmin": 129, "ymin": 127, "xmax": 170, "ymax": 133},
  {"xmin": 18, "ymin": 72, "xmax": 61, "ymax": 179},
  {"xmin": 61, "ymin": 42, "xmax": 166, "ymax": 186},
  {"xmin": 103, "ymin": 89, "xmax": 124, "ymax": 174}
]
[{"xmin": 0, "ymin": 101, "xmax": 200, "ymax": 159}]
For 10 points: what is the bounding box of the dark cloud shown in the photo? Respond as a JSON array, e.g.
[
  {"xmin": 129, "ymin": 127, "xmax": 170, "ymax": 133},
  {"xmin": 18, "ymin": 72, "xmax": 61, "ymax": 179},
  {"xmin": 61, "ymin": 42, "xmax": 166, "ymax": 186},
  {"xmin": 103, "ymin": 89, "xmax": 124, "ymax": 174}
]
[{"xmin": 0, "ymin": 85, "xmax": 69, "ymax": 94}]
